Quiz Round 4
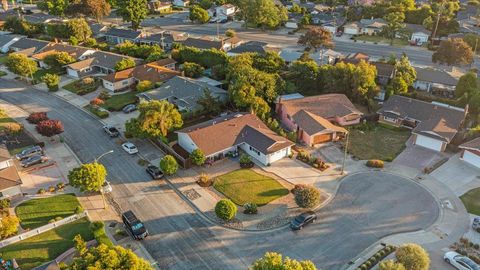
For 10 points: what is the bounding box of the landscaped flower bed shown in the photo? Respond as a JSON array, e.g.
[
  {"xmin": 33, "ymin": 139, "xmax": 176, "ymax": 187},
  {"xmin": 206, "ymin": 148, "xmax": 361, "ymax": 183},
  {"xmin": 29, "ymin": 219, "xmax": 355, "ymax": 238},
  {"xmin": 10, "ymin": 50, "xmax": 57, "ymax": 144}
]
[
  {"xmin": 355, "ymin": 245, "xmax": 396, "ymax": 270},
  {"xmin": 451, "ymin": 237, "xmax": 480, "ymax": 264},
  {"xmin": 366, "ymin": 159, "xmax": 384, "ymax": 168},
  {"xmin": 296, "ymin": 151, "xmax": 329, "ymax": 171}
]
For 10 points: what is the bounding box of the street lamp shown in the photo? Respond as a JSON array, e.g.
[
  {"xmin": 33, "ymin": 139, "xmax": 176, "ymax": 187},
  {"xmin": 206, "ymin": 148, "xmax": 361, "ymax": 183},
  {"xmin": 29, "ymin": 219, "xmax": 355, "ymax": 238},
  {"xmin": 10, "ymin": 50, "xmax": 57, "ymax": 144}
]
[
  {"xmin": 340, "ymin": 131, "xmax": 349, "ymax": 175},
  {"xmin": 94, "ymin": 150, "xmax": 113, "ymax": 209}
]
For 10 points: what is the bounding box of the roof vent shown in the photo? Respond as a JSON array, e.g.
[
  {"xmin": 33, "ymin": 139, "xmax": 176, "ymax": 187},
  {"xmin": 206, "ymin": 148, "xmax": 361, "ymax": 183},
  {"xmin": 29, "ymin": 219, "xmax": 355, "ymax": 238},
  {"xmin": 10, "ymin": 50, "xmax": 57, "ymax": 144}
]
[{"xmin": 234, "ymin": 114, "xmax": 242, "ymax": 118}]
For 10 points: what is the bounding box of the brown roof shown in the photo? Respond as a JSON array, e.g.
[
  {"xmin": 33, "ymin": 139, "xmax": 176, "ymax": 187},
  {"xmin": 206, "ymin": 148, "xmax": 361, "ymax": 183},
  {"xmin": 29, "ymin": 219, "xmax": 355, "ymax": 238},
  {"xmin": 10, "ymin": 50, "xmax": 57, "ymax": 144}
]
[
  {"xmin": 32, "ymin": 43, "xmax": 91, "ymax": 60},
  {"xmin": 340, "ymin": 52, "xmax": 370, "ymax": 65},
  {"xmin": 278, "ymin": 94, "xmax": 362, "ymax": 120},
  {"xmin": 378, "ymin": 95, "xmax": 466, "ymax": 142},
  {"xmin": 176, "ymin": 113, "xmax": 293, "ymax": 156},
  {"xmin": 65, "ymin": 57, "xmax": 95, "ymax": 70},
  {"xmin": 372, "ymin": 62, "xmax": 395, "ymax": 78},
  {"xmin": 102, "ymin": 61, "xmax": 180, "ymax": 83},
  {"xmin": 0, "ymin": 145, "xmax": 11, "ymax": 163},
  {"xmin": 0, "ymin": 166, "xmax": 21, "ymax": 190},
  {"xmin": 154, "ymin": 58, "xmax": 177, "ymax": 67},
  {"xmin": 292, "ymin": 110, "xmax": 347, "ymax": 135},
  {"xmin": 460, "ymin": 137, "xmax": 480, "ymax": 151}
]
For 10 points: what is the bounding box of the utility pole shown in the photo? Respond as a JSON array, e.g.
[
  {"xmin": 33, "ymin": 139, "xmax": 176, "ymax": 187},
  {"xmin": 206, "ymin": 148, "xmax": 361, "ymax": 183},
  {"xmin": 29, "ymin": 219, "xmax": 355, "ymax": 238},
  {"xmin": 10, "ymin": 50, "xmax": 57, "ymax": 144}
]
[
  {"xmin": 431, "ymin": 3, "xmax": 444, "ymax": 46},
  {"xmin": 341, "ymin": 131, "xmax": 349, "ymax": 175}
]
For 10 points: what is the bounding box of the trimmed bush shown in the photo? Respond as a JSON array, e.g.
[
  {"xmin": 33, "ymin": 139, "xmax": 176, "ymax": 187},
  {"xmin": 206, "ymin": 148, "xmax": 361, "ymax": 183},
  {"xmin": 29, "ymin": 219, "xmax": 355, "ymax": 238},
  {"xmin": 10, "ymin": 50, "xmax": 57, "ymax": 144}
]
[
  {"xmin": 136, "ymin": 80, "xmax": 154, "ymax": 92},
  {"xmin": 396, "ymin": 243, "xmax": 430, "ymax": 270},
  {"xmin": 90, "ymin": 98, "xmax": 104, "ymax": 106},
  {"xmin": 215, "ymin": 199, "xmax": 237, "ymax": 221},
  {"xmin": 366, "ymin": 159, "xmax": 384, "ymax": 168},
  {"xmin": 48, "ymin": 186, "xmax": 56, "ymax": 193},
  {"xmin": 160, "ymin": 155, "xmax": 179, "ymax": 175},
  {"xmin": 98, "ymin": 90, "xmax": 111, "ymax": 100},
  {"xmin": 36, "ymin": 119, "xmax": 64, "ymax": 137},
  {"xmin": 37, "ymin": 188, "xmax": 46, "ymax": 194},
  {"xmin": 294, "ymin": 185, "xmax": 322, "ymax": 209},
  {"xmin": 90, "ymin": 221, "xmax": 114, "ymax": 247},
  {"xmin": 243, "ymin": 202, "xmax": 258, "ymax": 214},
  {"xmin": 190, "ymin": 148, "xmax": 206, "ymax": 166},
  {"xmin": 41, "ymin": 73, "xmax": 60, "ymax": 91},
  {"xmin": 196, "ymin": 173, "xmax": 211, "ymax": 187},
  {"xmin": 27, "ymin": 112, "xmax": 48, "ymax": 124},
  {"xmin": 75, "ymin": 205, "xmax": 84, "ymax": 214}
]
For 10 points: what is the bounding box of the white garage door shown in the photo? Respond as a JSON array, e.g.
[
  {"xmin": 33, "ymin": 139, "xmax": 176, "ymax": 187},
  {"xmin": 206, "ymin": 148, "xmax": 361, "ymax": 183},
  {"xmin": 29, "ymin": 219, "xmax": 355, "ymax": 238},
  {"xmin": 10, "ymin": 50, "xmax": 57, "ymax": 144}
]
[
  {"xmin": 415, "ymin": 135, "xmax": 444, "ymax": 151},
  {"xmin": 463, "ymin": 150, "xmax": 480, "ymax": 168},
  {"xmin": 67, "ymin": 68, "xmax": 78, "ymax": 78}
]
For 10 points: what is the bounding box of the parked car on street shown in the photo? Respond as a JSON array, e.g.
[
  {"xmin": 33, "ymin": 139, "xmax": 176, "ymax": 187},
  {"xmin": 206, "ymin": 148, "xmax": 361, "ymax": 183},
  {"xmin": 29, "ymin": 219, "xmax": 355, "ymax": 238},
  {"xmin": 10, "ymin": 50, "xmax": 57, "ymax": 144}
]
[
  {"xmin": 121, "ymin": 142, "xmax": 138, "ymax": 154},
  {"xmin": 21, "ymin": 154, "xmax": 47, "ymax": 168},
  {"xmin": 15, "ymin": 145, "xmax": 43, "ymax": 160},
  {"xmin": 122, "ymin": 104, "xmax": 137, "ymax": 114},
  {"xmin": 290, "ymin": 211, "xmax": 317, "ymax": 230},
  {"xmin": 122, "ymin": 210, "xmax": 148, "ymax": 240},
  {"xmin": 103, "ymin": 125, "xmax": 119, "ymax": 137},
  {"xmin": 444, "ymin": 251, "xmax": 480, "ymax": 270},
  {"xmin": 146, "ymin": 165, "xmax": 163, "ymax": 179}
]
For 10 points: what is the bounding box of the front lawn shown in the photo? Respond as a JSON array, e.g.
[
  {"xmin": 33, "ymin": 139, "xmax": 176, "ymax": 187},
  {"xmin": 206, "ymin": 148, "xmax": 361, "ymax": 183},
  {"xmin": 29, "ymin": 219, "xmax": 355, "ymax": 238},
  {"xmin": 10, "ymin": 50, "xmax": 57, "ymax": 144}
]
[
  {"xmin": 15, "ymin": 194, "xmax": 82, "ymax": 230},
  {"xmin": 0, "ymin": 109, "xmax": 17, "ymax": 132},
  {"xmin": 461, "ymin": 188, "xmax": 480, "ymax": 216},
  {"xmin": 213, "ymin": 169, "xmax": 289, "ymax": 206},
  {"xmin": 0, "ymin": 217, "xmax": 93, "ymax": 270},
  {"xmin": 63, "ymin": 77, "xmax": 100, "ymax": 95},
  {"xmin": 101, "ymin": 91, "xmax": 138, "ymax": 111},
  {"xmin": 346, "ymin": 123, "xmax": 411, "ymax": 161},
  {"xmin": 0, "ymin": 55, "xmax": 8, "ymax": 65},
  {"xmin": 354, "ymin": 35, "xmax": 409, "ymax": 46}
]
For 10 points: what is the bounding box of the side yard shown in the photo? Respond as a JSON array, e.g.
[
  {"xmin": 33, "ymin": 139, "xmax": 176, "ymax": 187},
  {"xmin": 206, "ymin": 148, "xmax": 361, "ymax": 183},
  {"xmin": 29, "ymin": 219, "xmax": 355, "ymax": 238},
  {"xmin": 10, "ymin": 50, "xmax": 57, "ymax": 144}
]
[{"xmin": 461, "ymin": 188, "xmax": 480, "ymax": 216}]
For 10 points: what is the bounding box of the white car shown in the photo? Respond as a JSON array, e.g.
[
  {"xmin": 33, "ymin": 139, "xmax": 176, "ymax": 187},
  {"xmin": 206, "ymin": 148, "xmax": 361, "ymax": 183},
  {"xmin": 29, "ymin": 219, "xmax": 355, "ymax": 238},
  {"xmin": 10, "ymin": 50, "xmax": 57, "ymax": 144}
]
[
  {"xmin": 121, "ymin": 142, "xmax": 138, "ymax": 154},
  {"xmin": 444, "ymin": 251, "xmax": 480, "ymax": 270}
]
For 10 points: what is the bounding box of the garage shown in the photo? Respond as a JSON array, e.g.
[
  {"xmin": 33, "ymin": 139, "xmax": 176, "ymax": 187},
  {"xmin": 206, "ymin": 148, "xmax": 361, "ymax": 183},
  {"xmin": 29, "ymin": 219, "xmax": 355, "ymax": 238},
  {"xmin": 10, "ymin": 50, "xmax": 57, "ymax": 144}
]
[
  {"xmin": 313, "ymin": 133, "xmax": 333, "ymax": 144},
  {"xmin": 463, "ymin": 150, "xmax": 480, "ymax": 168},
  {"xmin": 414, "ymin": 134, "xmax": 445, "ymax": 152}
]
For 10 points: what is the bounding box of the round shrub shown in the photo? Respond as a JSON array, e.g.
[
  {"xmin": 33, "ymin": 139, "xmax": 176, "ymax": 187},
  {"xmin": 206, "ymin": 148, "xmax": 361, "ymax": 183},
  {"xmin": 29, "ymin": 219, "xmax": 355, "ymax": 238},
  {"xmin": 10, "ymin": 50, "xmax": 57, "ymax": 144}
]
[
  {"xmin": 36, "ymin": 119, "xmax": 64, "ymax": 137},
  {"xmin": 366, "ymin": 159, "xmax": 384, "ymax": 168},
  {"xmin": 75, "ymin": 205, "xmax": 84, "ymax": 214},
  {"xmin": 294, "ymin": 185, "xmax": 322, "ymax": 209},
  {"xmin": 27, "ymin": 112, "xmax": 48, "ymax": 124},
  {"xmin": 37, "ymin": 188, "xmax": 46, "ymax": 194},
  {"xmin": 90, "ymin": 221, "xmax": 104, "ymax": 231},
  {"xmin": 160, "ymin": 155, "xmax": 179, "ymax": 175},
  {"xmin": 55, "ymin": 216, "xmax": 63, "ymax": 221},
  {"xmin": 395, "ymin": 243, "xmax": 430, "ymax": 270},
  {"xmin": 243, "ymin": 202, "xmax": 258, "ymax": 214},
  {"xmin": 215, "ymin": 199, "xmax": 237, "ymax": 221},
  {"xmin": 48, "ymin": 186, "xmax": 56, "ymax": 193}
]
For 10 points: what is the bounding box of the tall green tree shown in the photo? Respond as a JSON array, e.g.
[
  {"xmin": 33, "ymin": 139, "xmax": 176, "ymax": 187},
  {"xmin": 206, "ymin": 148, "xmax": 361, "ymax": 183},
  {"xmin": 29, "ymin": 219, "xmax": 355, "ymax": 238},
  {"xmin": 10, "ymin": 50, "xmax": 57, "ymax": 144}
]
[
  {"xmin": 383, "ymin": 12, "xmax": 405, "ymax": 45},
  {"xmin": 395, "ymin": 55, "xmax": 416, "ymax": 87},
  {"xmin": 125, "ymin": 100, "xmax": 183, "ymax": 139},
  {"xmin": 432, "ymin": 38, "xmax": 474, "ymax": 66},
  {"xmin": 45, "ymin": 0, "xmax": 70, "ymax": 16},
  {"xmin": 289, "ymin": 60, "xmax": 319, "ymax": 94},
  {"xmin": 6, "ymin": 53, "xmax": 38, "ymax": 79},
  {"xmin": 197, "ymin": 88, "xmax": 222, "ymax": 116},
  {"xmin": 455, "ymin": 72, "xmax": 479, "ymax": 104},
  {"xmin": 0, "ymin": 216, "xmax": 20, "ymax": 239},
  {"xmin": 114, "ymin": 58, "xmax": 136, "ymax": 71},
  {"xmin": 189, "ymin": 5, "xmax": 210, "ymax": 24},
  {"xmin": 236, "ymin": 0, "xmax": 288, "ymax": 29},
  {"xmin": 251, "ymin": 252, "xmax": 317, "ymax": 270},
  {"xmin": 68, "ymin": 163, "xmax": 107, "ymax": 192},
  {"xmin": 44, "ymin": 52, "xmax": 75, "ymax": 71},
  {"xmin": 117, "ymin": 0, "xmax": 148, "ymax": 30},
  {"xmin": 297, "ymin": 26, "xmax": 333, "ymax": 51},
  {"xmin": 66, "ymin": 18, "xmax": 92, "ymax": 43},
  {"xmin": 83, "ymin": 0, "xmax": 111, "ymax": 22}
]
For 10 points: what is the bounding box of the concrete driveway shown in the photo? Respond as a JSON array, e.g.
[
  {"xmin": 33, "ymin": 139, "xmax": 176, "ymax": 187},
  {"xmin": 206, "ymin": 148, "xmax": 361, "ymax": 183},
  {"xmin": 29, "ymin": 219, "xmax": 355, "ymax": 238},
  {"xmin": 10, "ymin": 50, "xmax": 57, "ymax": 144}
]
[
  {"xmin": 432, "ymin": 154, "xmax": 480, "ymax": 196},
  {"xmin": 393, "ymin": 144, "xmax": 448, "ymax": 172}
]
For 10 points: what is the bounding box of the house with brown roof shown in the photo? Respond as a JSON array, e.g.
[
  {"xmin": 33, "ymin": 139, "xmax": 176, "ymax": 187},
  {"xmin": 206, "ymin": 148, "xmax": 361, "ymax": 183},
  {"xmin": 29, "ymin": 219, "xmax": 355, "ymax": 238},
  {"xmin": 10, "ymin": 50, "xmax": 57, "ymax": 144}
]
[
  {"xmin": 31, "ymin": 43, "xmax": 96, "ymax": 69},
  {"xmin": 65, "ymin": 51, "xmax": 142, "ymax": 78},
  {"xmin": 459, "ymin": 138, "xmax": 480, "ymax": 168},
  {"xmin": 371, "ymin": 62, "xmax": 396, "ymax": 86},
  {"xmin": 378, "ymin": 95, "xmax": 467, "ymax": 152},
  {"xmin": 176, "ymin": 113, "xmax": 294, "ymax": 165},
  {"xmin": 0, "ymin": 145, "xmax": 22, "ymax": 200},
  {"xmin": 101, "ymin": 60, "xmax": 180, "ymax": 92},
  {"xmin": 275, "ymin": 94, "xmax": 362, "ymax": 146}
]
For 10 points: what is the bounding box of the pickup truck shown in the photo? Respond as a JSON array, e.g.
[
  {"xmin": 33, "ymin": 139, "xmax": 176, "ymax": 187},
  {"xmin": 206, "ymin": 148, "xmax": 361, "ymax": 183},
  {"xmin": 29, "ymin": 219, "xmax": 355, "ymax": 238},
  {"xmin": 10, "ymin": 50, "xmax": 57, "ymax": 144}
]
[{"xmin": 103, "ymin": 125, "xmax": 120, "ymax": 137}]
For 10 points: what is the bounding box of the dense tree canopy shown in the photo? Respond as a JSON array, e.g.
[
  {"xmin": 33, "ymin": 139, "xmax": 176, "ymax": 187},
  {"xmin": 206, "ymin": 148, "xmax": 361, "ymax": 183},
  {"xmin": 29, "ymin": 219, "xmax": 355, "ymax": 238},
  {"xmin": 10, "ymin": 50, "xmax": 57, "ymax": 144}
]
[
  {"xmin": 395, "ymin": 244, "xmax": 430, "ymax": 270},
  {"xmin": 235, "ymin": 0, "xmax": 288, "ymax": 29},
  {"xmin": 68, "ymin": 163, "xmax": 107, "ymax": 192},
  {"xmin": 83, "ymin": 0, "xmax": 111, "ymax": 22},
  {"xmin": 44, "ymin": 52, "xmax": 76, "ymax": 71},
  {"xmin": 114, "ymin": 58, "xmax": 136, "ymax": 71},
  {"xmin": 432, "ymin": 38, "xmax": 474, "ymax": 66},
  {"xmin": 383, "ymin": 12, "xmax": 405, "ymax": 45},
  {"xmin": 190, "ymin": 5, "xmax": 210, "ymax": 24},
  {"xmin": 66, "ymin": 18, "xmax": 92, "ymax": 43},
  {"xmin": 6, "ymin": 53, "xmax": 38, "ymax": 78},
  {"xmin": 117, "ymin": 0, "xmax": 148, "ymax": 30},
  {"xmin": 297, "ymin": 26, "xmax": 333, "ymax": 51}
]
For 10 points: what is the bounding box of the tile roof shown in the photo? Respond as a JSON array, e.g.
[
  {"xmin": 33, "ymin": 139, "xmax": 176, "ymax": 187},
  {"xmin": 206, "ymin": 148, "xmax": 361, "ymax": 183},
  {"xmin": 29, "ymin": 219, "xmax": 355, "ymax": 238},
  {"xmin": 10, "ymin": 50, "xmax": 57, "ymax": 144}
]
[
  {"xmin": 102, "ymin": 60, "xmax": 180, "ymax": 83},
  {"xmin": 278, "ymin": 94, "xmax": 362, "ymax": 120},
  {"xmin": 414, "ymin": 67, "xmax": 458, "ymax": 86},
  {"xmin": 0, "ymin": 166, "xmax": 21, "ymax": 191},
  {"xmin": 176, "ymin": 113, "xmax": 294, "ymax": 156},
  {"xmin": 292, "ymin": 110, "xmax": 347, "ymax": 135},
  {"xmin": 460, "ymin": 137, "xmax": 480, "ymax": 151},
  {"xmin": 378, "ymin": 95, "xmax": 466, "ymax": 142}
]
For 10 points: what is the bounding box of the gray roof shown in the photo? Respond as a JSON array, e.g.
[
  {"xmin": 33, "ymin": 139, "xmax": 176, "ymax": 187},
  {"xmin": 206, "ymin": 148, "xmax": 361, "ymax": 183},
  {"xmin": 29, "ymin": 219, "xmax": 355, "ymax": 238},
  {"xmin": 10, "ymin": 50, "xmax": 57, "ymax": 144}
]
[
  {"xmin": 415, "ymin": 67, "xmax": 458, "ymax": 86},
  {"xmin": 23, "ymin": 13, "xmax": 60, "ymax": 24},
  {"xmin": 89, "ymin": 51, "xmax": 142, "ymax": 70},
  {"xmin": 104, "ymin": 28, "xmax": 143, "ymax": 39},
  {"xmin": 378, "ymin": 95, "xmax": 466, "ymax": 142},
  {"xmin": 140, "ymin": 33, "xmax": 174, "ymax": 44},
  {"xmin": 359, "ymin": 18, "xmax": 386, "ymax": 28},
  {"xmin": 180, "ymin": 37, "xmax": 223, "ymax": 50},
  {"xmin": 89, "ymin": 23, "xmax": 108, "ymax": 36},
  {"xmin": 0, "ymin": 34, "xmax": 23, "ymax": 47},
  {"xmin": 460, "ymin": 137, "xmax": 480, "ymax": 151},
  {"xmin": 405, "ymin": 23, "xmax": 431, "ymax": 35},
  {"xmin": 10, "ymin": 38, "xmax": 49, "ymax": 52},
  {"xmin": 138, "ymin": 76, "xmax": 227, "ymax": 112},
  {"xmin": 228, "ymin": 41, "xmax": 268, "ymax": 54}
]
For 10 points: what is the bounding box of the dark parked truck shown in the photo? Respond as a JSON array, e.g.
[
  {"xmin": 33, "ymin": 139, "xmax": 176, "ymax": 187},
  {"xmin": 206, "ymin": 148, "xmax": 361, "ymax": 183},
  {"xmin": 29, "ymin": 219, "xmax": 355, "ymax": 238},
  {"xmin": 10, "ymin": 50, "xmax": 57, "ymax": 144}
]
[{"xmin": 122, "ymin": 211, "xmax": 148, "ymax": 240}]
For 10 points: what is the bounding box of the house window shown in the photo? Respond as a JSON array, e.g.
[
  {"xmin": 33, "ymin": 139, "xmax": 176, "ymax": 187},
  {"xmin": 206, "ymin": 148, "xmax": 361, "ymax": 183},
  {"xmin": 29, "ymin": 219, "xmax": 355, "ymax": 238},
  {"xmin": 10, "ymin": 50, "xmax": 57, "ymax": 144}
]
[
  {"xmin": 83, "ymin": 67, "xmax": 92, "ymax": 72},
  {"xmin": 122, "ymin": 80, "xmax": 129, "ymax": 85},
  {"xmin": 249, "ymin": 146, "xmax": 261, "ymax": 156},
  {"xmin": 383, "ymin": 116, "xmax": 396, "ymax": 123}
]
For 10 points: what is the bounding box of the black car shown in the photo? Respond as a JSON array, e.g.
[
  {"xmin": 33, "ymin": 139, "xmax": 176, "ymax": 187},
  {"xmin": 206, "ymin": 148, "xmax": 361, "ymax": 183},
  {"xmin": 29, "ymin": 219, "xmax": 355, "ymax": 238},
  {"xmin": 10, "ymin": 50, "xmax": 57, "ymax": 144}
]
[
  {"xmin": 21, "ymin": 154, "xmax": 47, "ymax": 168},
  {"xmin": 290, "ymin": 211, "xmax": 317, "ymax": 230},
  {"xmin": 103, "ymin": 125, "xmax": 120, "ymax": 137},
  {"xmin": 122, "ymin": 210, "xmax": 148, "ymax": 240},
  {"xmin": 146, "ymin": 165, "xmax": 164, "ymax": 179}
]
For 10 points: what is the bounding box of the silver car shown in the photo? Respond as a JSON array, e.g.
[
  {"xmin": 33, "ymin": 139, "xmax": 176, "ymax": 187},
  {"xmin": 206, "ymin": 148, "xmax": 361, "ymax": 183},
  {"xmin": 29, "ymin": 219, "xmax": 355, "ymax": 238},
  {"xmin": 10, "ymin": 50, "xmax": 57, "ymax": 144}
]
[
  {"xmin": 21, "ymin": 154, "xmax": 47, "ymax": 168},
  {"xmin": 16, "ymin": 145, "xmax": 43, "ymax": 160}
]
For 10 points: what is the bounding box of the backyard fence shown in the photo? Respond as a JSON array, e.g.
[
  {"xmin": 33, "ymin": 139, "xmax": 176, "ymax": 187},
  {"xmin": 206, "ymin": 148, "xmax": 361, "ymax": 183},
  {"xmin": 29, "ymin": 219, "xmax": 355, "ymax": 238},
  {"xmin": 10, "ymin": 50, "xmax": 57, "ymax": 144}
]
[
  {"xmin": 0, "ymin": 211, "xmax": 88, "ymax": 248},
  {"xmin": 149, "ymin": 139, "xmax": 192, "ymax": 169}
]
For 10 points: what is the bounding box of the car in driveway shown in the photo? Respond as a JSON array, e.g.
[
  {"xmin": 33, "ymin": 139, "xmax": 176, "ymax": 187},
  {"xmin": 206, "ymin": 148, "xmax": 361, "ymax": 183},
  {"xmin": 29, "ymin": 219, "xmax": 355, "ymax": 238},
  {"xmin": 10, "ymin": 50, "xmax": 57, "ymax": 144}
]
[
  {"xmin": 103, "ymin": 125, "xmax": 119, "ymax": 137},
  {"xmin": 16, "ymin": 145, "xmax": 43, "ymax": 160},
  {"xmin": 444, "ymin": 251, "xmax": 480, "ymax": 270},
  {"xmin": 21, "ymin": 154, "xmax": 47, "ymax": 168},
  {"xmin": 121, "ymin": 142, "xmax": 138, "ymax": 154},
  {"xmin": 122, "ymin": 104, "xmax": 137, "ymax": 114},
  {"xmin": 146, "ymin": 165, "xmax": 163, "ymax": 179},
  {"xmin": 290, "ymin": 211, "xmax": 317, "ymax": 230}
]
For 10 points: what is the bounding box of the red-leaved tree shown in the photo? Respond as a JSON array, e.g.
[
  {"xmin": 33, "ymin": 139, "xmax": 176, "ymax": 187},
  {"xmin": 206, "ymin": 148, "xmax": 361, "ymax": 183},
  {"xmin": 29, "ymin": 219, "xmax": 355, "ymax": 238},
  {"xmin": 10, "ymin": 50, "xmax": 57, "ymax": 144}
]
[
  {"xmin": 36, "ymin": 120, "xmax": 64, "ymax": 137},
  {"xmin": 26, "ymin": 112, "xmax": 49, "ymax": 124},
  {"xmin": 90, "ymin": 98, "xmax": 104, "ymax": 106}
]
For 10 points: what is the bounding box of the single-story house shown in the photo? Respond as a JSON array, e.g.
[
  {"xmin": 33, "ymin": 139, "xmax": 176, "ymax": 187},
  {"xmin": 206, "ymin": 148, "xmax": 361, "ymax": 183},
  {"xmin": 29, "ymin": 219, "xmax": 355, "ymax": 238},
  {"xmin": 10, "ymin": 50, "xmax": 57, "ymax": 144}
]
[
  {"xmin": 227, "ymin": 41, "xmax": 270, "ymax": 56},
  {"xmin": 148, "ymin": 0, "xmax": 172, "ymax": 12},
  {"xmin": 278, "ymin": 49, "xmax": 343, "ymax": 66},
  {"xmin": 176, "ymin": 113, "xmax": 294, "ymax": 165},
  {"xmin": 276, "ymin": 94, "xmax": 362, "ymax": 146},
  {"xmin": 344, "ymin": 21, "xmax": 362, "ymax": 35},
  {"xmin": 23, "ymin": 12, "xmax": 62, "ymax": 24},
  {"xmin": 344, "ymin": 18, "xmax": 386, "ymax": 35},
  {"xmin": 101, "ymin": 60, "xmax": 180, "ymax": 92},
  {"xmin": 371, "ymin": 61, "xmax": 396, "ymax": 86},
  {"xmin": 137, "ymin": 76, "xmax": 228, "ymax": 112},
  {"xmin": 9, "ymin": 38, "xmax": 49, "ymax": 56},
  {"xmin": 104, "ymin": 28, "xmax": 144, "ymax": 44},
  {"xmin": 348, "ymin": 0, "xmax": 375, "ymax": 5},
  {"xmin": 89, "ymin": 23, "xmax": 109, "ymax": 38},
  {"xmin": 459, "ymin": 137, "xmax": 480, "ymax": 168},
  {"xmin": 180, "ymin": 36, "xmax": 242, "ymax": 51},
  {"xmin": 31, "ymin": 43, "xmax": 96, "ymax": 68},
  {"xmin": 65, "ymin": 51, "xmax": 142, "ymax": 78},
  {"xmin": 0, "ymin": 145, "xmax": 22, "ymax": 200},
  {"xmin": 0, "ymin": 34, "xmax": 23, "ymax": 53},
  {"xmin": 404, "ymin": 23, "xmax": 431, "ymax": 44},
  {"xmin": 215, "ymin": 4, "xmax": 236, "ymax": 18},
  {"xmin": 138, "ymin": 31, "xmax": 185, "ymax": 49},
  {"xmin": 378, "ymin": 95, "xmax": 466, "ymax": 152},
  {"xmin": 413, "ymin": 67, "xmax": 458, "ymax": 98},
  {"xmin": 340, "ymin": 52, "xmax": 369, "ymax": 65},
  {"xmin": 173, "ymin": 0, "xmax": 189, "ymax": 7}
]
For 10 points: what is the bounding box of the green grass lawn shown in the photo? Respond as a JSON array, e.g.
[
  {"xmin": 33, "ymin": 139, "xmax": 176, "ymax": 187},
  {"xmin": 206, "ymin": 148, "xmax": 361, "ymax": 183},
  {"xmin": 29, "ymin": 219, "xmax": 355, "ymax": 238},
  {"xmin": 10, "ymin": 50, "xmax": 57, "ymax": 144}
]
[
  {"xmin": 101, "ymin": 91, "xmax": 138, "ymax": 111},
  {"xmin": 0, "ymin": 217, "xmax": 93, "ymax": 270},
  {"xmin": 15, "ymin": 194, "xmax": 81, "ymax": 230},
  {"xmin": 354, "ymin": 35, "xmax": 409, "ymax": 46},
  {"xmin": 461, "ymin": 188, "xmax": 480, "ymax": 215},
  {"xmin": 63, "ymin": 78, "xmax": 100, "ymax": 95},
  {"xmin": 347, "ymin": 123, "xmax": 411, "ymax": 161},
  {"xmin": 213, "ymin": 169, "xmax": 289, "ymax": 206},
  {"xmin": 0, "ymin": 55, "xmax": 8, "ymax": 65},
  {"xmin": 0, "ymin": 110, "xmax": 17, "ymax": 132}
]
